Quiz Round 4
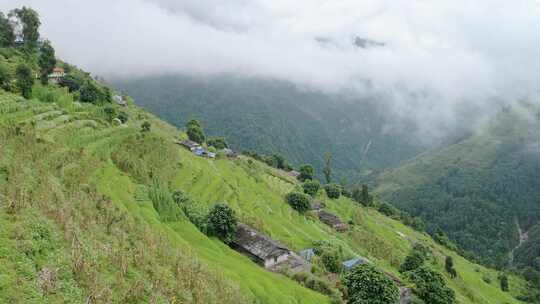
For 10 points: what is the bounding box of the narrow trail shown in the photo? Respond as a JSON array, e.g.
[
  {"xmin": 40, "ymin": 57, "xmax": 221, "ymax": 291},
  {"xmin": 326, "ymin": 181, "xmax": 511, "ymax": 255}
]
[{"xmin": 509, "ymin": 218, "xmax": 529, "ymax": 265}]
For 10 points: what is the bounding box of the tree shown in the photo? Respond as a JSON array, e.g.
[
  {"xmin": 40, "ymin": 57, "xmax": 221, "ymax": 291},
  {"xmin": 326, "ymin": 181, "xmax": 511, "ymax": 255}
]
[
  {"xmin": 321, "ymin": 249, "xmax": 342, "ymax": 273},
  {"xmin": 59, "ymin": 73, "xmax": 84, "ymax": 92},
  {"xmin": 117, "ymin": 111, "xmax": 129, "ymax": 124},
  {"xmin": 285, "ymin": 192, "xmax": 311, "ymax": 213},
  {"xmin": 38, "ymin": 40, "xmax": 55, "ymax": 84},
  {"xmin": 79, "ymin": 81, "xmax": 101, "ymax": 103},
  {"xmin": 323, "ymin": 152, "xmax": 332, "ymax": 183},
  {"xmin": 0, "ymin": 12, "xmax": 15, "ymax": 47},
  {"xmin": 0, "ymin": 63, "xmax": 11, "ymax": 91},
  {"xmin": 352, "ymin": 184, "xmax": 372, "ymax": 206},
  {"xmin": 324, "ymin": 183, "xmax": 341, "ymax": 199},
  {"xmin": 408, "ymin": 266, "xmax": 455, "ymax": 304},
  {"xmin": 141, "ymin": 121, "xmax": 151, "ymax": 132},
  {"xmin": 207, "ymin": 136, "xmax": 228, "ymax": 149},
  {"xmin": 10, "ymin": 7, "xmax": 40, "ymax": 50},
  {"xmin": 206, "ymin": 203, "xmax": 238, "ymax": 244},
  {"xmin": 378, "ymin": 203, "xmax": 397, "ymax": 217},
  {"xmin": 344, "ymin": 263, "xmax": 399, "ymax": 304},
  {"xmin": 302, "ymin": 180, "xmax": 320, "ymax": 197},
  {"xmin": 298, "ymin": 164, "xmax": 314, "ymax": 182},
  {"xmin": 15, "ymin": 63, "xmax": 33, "ymax": 99},
  {"xmin": 186, "ymin": 119, "xmax": 205, "ymax": 143},
  {"xmin": 500, "ymin": 274, "xmax": 509, "ymax": 292},
  {"xmin": 103, "ymin": 105, "xmax": 117, "ymax": 122},
  {"xmin": 400, "ymin": 250, "xmax": 426, "ymax": 273},
  {"xmin": 445, "ymin": 256, "xmax": 457, "ymax": 278}
]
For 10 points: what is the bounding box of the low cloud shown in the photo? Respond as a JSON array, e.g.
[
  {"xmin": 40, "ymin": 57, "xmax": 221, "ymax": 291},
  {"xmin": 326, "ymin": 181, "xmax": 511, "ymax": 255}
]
[{"xmin": 3, "ymin": 0, "xmax": 540, "ymax": 136}]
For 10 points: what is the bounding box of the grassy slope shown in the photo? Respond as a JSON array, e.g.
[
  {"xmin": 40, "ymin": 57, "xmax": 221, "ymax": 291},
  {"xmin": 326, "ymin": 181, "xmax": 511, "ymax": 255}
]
[{"xmin": 0, "ymin": 86, "xmax": 529, "ymax": 303}]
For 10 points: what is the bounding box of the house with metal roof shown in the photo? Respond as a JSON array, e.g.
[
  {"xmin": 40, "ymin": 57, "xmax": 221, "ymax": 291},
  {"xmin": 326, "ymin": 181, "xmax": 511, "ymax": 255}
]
[
  {"xmin": 342, "ymin": 257, "xmax": 370, "ymax": 271},
  {"xmin": 232, "ymin": 224, "xmax": 291, "ymax": 269}
]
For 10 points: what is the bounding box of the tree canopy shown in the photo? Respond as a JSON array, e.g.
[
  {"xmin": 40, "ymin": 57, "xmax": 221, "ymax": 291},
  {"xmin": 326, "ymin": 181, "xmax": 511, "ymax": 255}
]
[
  {"xmin": 38, "ymin": 40, "xmax": 56, "ymax": 84},
  {"xmin": 298, "ymin": 164, "xmax": 314, "ymax": 182},
  {"xmin": 206, "ymin": 203, "xmax": 238, "ymax": 244},
  {"xmin": 285, "ymin": 192, "xmax": 311, "ymax": 213},
  {"xmin": 10, "ymin": 6, "xmax": 40, "ymax": 50},
  {"xmin": 15, "ymin": 63, "xmax": 33, "ymax": 99},
  {"xmin": 344, "ymin": 263, "xmax": 399, "ymax": 304}
]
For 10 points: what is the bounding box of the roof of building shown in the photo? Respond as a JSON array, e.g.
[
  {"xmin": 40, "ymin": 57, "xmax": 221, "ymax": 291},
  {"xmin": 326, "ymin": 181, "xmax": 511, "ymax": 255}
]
[
  {"xmin": 181, "ymin": 140, "xmax": 200, "ymax": 149},
  {"xmin": 298, "ymin": 248, "xmax": 315, "ymax": 262},
  {"xmin": 52, "ymin": 67, "xmax": 65, "ymax": 73},
  {"xmin": 318, "ymin": 210, "xmax": 342, "ymax": 226},
  {"xmin": 113, "ymin": 95, "xmax": 127, "ymax": 105},
  {"xmin": 234, "ymin": 224, "xmax": 290, "ymax": 260},
  {"xmin": 342, "ymin": 257, "xmax": 370, "ymax": 270},
  {"xmin": 311, "ymin": 201, "xmax": 325, "ymax": 211}
]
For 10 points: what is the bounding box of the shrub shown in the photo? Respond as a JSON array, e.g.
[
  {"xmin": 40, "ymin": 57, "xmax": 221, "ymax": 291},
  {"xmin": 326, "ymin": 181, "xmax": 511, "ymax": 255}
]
[
  {"xmin": 500, "ymin": 274, "xmax": 509, "ymax": 292},
  {"xmin": 15, "ymin": 63, "xmax": 33, "ymax": 99},
  {"xmin": 186, "ymin": 119, "xmax": 205, "ymax": 143},
  {"xmin": 324, "ymin": 183, "xmax": 341, "ymax": 199},
  {"xmin": 408, "ymin": 266, "xmax": 455, "ymax": 304},
  {"xmin": 172, "ymin": 190, "xmax": 207, "ymax": 232},
  {"xmin": 79, "ymin": 81, "xmax": 101, "ymax": 103},
  {"xmin": 298, "ymin": 164, "xmax": 314, "ymax": 181},
  {"xmin": 302, "ymin": 180, "xmax": 320, "ymax": 197},
  {"xmin": 285, "ymin": 192, "xmax": 311, "ymax": 213},
  {"xmin": 0, "ymin": 63, "xmax": 11, "ymax": 91},
  {"xmin": 378, "ymin": 202, "xmax": 397, "ymax": 217},
  {"xmin": 445, "ymin": 256, "xmax": 457, "ymax": 278},
  {"xmin": 400, "ymin": 250, "xmax": 426, "ymax": 273},
  {"xmin": 117, "ymin": 111, "xmax": 129, "ymax": 123},
  {"xmin": 321, "ymin": 250, "xmax": 342, "ymax": 273},
  {"xmin": 344, "ymin": 263, "xmax": 399, "ymax": 304},
  {"xmin": 141, "ymin": 121, "xmax": 151, "ymax": 132},
  {"xmin": 206, "ymin": 203, "xmax": 238, "ymax": 244},
  {"xmin": 207, "ymin": 136, "xmax": 228, "ymax": 149},
  {"xmin": 59, "ymin": 73, "xmax": 84, "ymax": 92}
]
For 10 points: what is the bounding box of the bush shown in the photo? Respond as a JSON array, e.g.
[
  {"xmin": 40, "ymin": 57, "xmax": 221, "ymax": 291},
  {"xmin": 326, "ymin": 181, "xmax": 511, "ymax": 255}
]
[
  {"xmin": 324, "ymin": 183, "xmax": 341, "ymax": 199},
  {"xmin": 141, "ymin": 121, "xmax": 151, "ymax": 132},
  {"xmin": 500, "ymin": 274, "xmax": 509, "ymax": 292},
  {"xmin": 285, "ymin": 192, "xmax": 311, "ymax": 213},
  {"xmin": 378, "ymin": 202, "xmax": 397, "ymax": 217},
  {"xmin": 186, "ymin": 119, "xmax": 206, "ymax": 143},
  {"xmin": 408, "ymin": 266, "xmax": 455, "ymax": 304},
  {"xmin": 118, "ymin": 111, "xmax": 129, "ymax": 123},
  {"xmin": 298, "ymin": 164, "xmax": 314, "ymax": 182},
  {"xmin": 15, "ymin": 63, "xmax": 33, "ymax": 99},
  {"xmin": 0, "ymin": 63, "xmax": 11, "ymax": 91},
  {"xmin": 344, "ymin": 263, "xmax": 399, "ymax": 304},
  {"xmin": 445, "ymin": 256, "xmax": 457, "ymax": 278},
  {"xmin": 321, "ymin": 250, "xmax": 342, "ymax": 273},
  {"xmin": 206, "ymin": 203, "xmax": 238, "ymax": 244},
  {"xmin": 172, "ymin": 190, "xmax": 207, "ymax": 232},
  {"xmin": 400, "ymin": 250, "xmax": 426, "ymax": 273},
  {"xmin": 59, "ymin": 73, "xmax": 84, "ymax": 92},
  {"xmin": 207, "ymin": 136, "xmax": 228, "ymax": 149},
  {"xmin": 302, "ymin": 180, "xmax": 320, "ymax": 197}
]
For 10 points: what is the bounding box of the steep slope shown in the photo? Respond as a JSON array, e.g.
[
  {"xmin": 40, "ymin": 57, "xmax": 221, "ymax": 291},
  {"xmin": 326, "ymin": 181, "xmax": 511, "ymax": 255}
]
[
  {"xmin": 112, "ymin": 74, "xmax": 426, "ymax": 180},
  {"xmin": 375, "ymin": 107, "xmax": 540, "ymax": 268},
  {"xmin": 0, "ymin": 86, "xmax": 530, "ymax": 303}
]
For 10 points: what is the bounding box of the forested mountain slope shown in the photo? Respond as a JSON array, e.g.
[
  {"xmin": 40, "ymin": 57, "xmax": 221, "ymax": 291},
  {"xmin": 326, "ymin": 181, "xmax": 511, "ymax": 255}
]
[
  {"xmin": 375, "ymin": 107, "xmax": 540, "ymax": 270},
  {"xmin": 112, "ymin": 74, "xmax": 426, "ymax": 180},
  {"xmin": 0, "ymin": 8, "xmax": 535, "ymax": 303}
]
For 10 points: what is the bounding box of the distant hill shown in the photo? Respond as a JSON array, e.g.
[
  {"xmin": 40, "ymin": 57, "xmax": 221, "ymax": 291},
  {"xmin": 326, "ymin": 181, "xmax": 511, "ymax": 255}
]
[
  {"xmin": 375, "ymin": 106, "xmax": 540, "ymax": 269},
  {"xmin": 112, "ymin": 74, "xmax": 426, "ymax": 181}
]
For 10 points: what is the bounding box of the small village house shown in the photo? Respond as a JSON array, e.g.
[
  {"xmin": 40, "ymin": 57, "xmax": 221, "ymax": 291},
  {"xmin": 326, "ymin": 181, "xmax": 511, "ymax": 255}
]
[
  {"xmin": 180, "ymin": 139, "xmax": 200, "ymax": 151},
  {"xmin": 48, "ymin": 67, "xmax": 65, "ymax": 84},
  {"xmin": 317, "ymin": 210, "xmax": 348, "ymax": 232},
  {"xmin": 113, "ymin": 95, "xmax": 127, "ymax": 106},
  {"xmin": 232, "ymin": 224, "xmax": 291, "ymax": 268}
]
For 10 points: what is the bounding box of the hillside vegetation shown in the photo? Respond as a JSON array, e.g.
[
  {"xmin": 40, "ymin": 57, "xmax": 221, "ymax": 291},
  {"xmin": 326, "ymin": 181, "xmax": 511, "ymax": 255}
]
[
  {"xmin": 0, "ymin": 7, "xmax": 534, "ymax": 303},
  {"xmin": 113, "ymin": 74, "xmax": 426, "ymax": 181}
]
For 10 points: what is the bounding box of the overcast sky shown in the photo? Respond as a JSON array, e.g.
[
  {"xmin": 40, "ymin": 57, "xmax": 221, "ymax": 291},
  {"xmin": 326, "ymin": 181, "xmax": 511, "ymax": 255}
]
[{"xmin": 3, "ymin": 0, "xmax": 540, "ymax": 133}]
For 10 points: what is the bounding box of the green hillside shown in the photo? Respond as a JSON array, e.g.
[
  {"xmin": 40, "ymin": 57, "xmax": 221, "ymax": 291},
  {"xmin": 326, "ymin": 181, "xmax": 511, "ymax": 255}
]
[
  {"xmin": 0, "ymin": 7, "xmax": 535, "ymax": 303},
  {"xmin": 112, "ymin": 74, "xmax": 426, "ymax": 181},
  {"xmin": 375, "ymin": 107, "xmax": 540, "ymax": 270}
]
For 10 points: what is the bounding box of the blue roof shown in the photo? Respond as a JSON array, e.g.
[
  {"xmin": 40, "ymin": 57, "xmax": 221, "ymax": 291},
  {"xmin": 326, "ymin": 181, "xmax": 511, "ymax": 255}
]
[
  {"xmin": 342, "ymin": 257, "xmax": 369, "ymax": 270},
  {"xmin": 299, "ymin": 248, "xmax": 315, "ymax": 261}
]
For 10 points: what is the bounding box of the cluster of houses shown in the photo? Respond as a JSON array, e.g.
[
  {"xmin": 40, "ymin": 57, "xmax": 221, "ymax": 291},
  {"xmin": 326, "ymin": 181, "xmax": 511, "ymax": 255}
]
[{"xmin": 180, "ymin": 139, "xmax": 239, "ymax": 159}]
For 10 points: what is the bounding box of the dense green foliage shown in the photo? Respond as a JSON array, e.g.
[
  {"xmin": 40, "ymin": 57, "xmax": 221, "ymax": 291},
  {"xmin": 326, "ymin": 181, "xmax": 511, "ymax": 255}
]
[
  {"xmin": 501, "ymin": 274, "xmax": 509, "ymax": 292},
  {"xmin": 207, "ymin": 136, "xmax": 228, "ymax": 149},
  {"xmin": 38, "ymin": 40, "xmax": 55, "ymax": 84},
  {"xmin": 446, "ymin": 256, "xmax": 457, "ymax": 278},
  {"xmin": 10, "ymin": 6, "xmax": 40, "ymax": 50},
  {"xmin": 206, "ymin": 203, "xmax": 238, "ymax": 244},
  {"xmin": 186, "ymin": 118, "xmax": 205, "ymax": 143},
  {"xmin": 113, "ymin": 75, "xmax": 426, "ymax": 181},
  {"xmin": 302, "ymin": 179, "xmax": 321, "ymax": 197},
  {"xmin": 324, "ymin": 183, "xmax": 342, "ymax": 199},
  {"xmin": 15, "ymin": 63, "xmax": 33, "ymax": 98},
  {"xmin": 344, "ymin": 263, "xmax": 399, "ymax": 304},
  {"xmin": 0, "ymin": 12, "xmax": 14, "ymax": 47},
  {"xmin": 408, "ymin": 266, "xmax": 456, "ymax": 304},
  {"xmin": 285, "ymin": 192, "xmax": 311, "ymax": 213},
  {"xmin": 299, "ymin": 164, "xmax": 315, "ymax": 182},
  {"xmin": 352, "ymin": 184, "xmax": 373, "ymax": 207},
  {"xmin": 376, "ymin": 108, "xmax": 540, "ymax": 268}
]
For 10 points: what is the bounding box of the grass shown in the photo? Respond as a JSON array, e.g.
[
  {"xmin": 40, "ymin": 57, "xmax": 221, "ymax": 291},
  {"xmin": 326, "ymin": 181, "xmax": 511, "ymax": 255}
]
[{"xmin": 0, "ymin": 87, "xmax": 531, "ymax": 304}]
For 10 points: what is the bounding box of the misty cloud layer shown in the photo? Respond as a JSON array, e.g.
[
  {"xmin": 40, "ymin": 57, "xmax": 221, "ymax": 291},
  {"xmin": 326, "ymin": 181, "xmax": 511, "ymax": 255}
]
[{"xmin": 3, "ymin": 0, "xmax": 540, "ymax": 135}]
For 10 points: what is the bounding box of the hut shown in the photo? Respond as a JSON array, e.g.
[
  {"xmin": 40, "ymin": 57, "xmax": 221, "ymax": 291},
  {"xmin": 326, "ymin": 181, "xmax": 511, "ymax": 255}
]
[
  {"xmin": 180, "ymin": 139, "xmax": 200, "ymax": 151},
  {"xmin": 232, "ymin": 224, "xmax": 291, "ymax": 268},
  {"xmin": 318, "ymin": 210, "xmax": 348, "ymax": 232},
  {"xmin": 48, "ymin": 67, "xmax": 65, "ymax": 84}
]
